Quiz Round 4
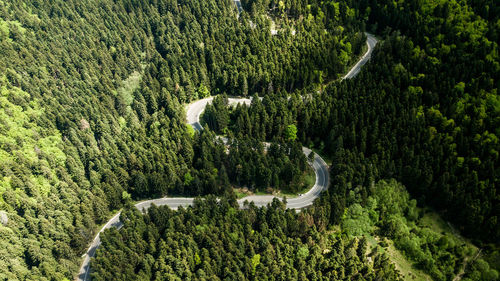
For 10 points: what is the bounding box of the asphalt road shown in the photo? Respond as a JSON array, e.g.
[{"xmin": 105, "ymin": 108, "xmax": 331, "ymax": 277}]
[
  {"xmin": 76, "ymin": 32, "xmax": 377, "ymax": 281},
  {"xmin": 342, "ymin": 33, "xmax": 377, "ymax": 80}
]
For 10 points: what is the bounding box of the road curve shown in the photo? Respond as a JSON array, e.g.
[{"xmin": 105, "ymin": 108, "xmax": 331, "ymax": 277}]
[
  {"xmin": 186, "ymin": 97, "xmax": 252, "ymax": 130},
  {"xmin": 342, "ymin": 33, "xmax": 377, "ymax": 80},
  {"xmin": 186, "ymin": 98, "xmax": 329, "ymax": 210},
  {"xmin": 76, "ymin": 32, "xmax": 377, "ymax": 281}
]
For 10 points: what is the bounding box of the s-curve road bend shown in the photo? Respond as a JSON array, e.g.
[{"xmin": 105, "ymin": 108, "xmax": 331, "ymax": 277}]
[{"xmin": 77, "ymin": 33, "xmax": 378, "ymax": 280}]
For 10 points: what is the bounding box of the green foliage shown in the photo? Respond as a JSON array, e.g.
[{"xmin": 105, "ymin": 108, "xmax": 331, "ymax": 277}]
[
  {"xmin": 121, "ymin": 191, "xmax": 131, "ymax": 201},
  {"xmin": 0, "ymin": 0, "xmax": 362, "ymax": 277},
  {"xmin": 201, "ymin": 95, "xmax": 229, "ymax": 134},
  {"xmin": 0, "ymin": 79, "xmax": 73, "ymax": 279},
  {"xmin": 296, "ymin": 246, "xmax": 309, "ymax": 260},
  {"xmin": 194, "ymin": 252, "xmax": 201, "ymax": 266},
  {"xmin": 184, "ymin": 172, "xmax": 194, "ymax": 186},
  {"xmin": 0, "ymin": 82, "xmax": 66, "ymax": 199},
  {"xmin": 92, "ymin": 198, "xmax": 402, "ymax": 280},
  {"xmin": 196, "ymin": 84, "xmax": 210, "ymax": 99},
  {"xmin": 0, "ymin": 0, "xmax": 497, "ymax": 278},
  {"xmin": 464, "ymin": 258, "xmax": 499, "ymax": 281},
  {"xmin": 285, "ymin": 124, "xmax": 298, "ymax": 141},
  {"xmin": 250, "ymin": 254, "xmax": 260, "ymax": 274},
  {"xmin": 185, "ymin": 123, "xmax": 195, "ymax": 138},
  {"xmin": 339, "ymin": 180, "xmax": 494, "ymax": 281},
  {"xmin": 342, "ymin": 203, "xmax": 374, "ymax": 236},
  {"xmin": 221, "ymin": 3, "xmax": 500, "ymax": 245},
  {"xmin": 0, "ymin": 18, "xmax": 9, "ymax": 39},
  {"xmin": 117, "ymin": 71, "xmax": 142, "ymax": 107},
  {"xmin": 187, "ymin": 129, "xmax": 312, "ymax": 194},
  {"xmin": 341, "ymin": 0, "xmax": 500, "ymax": 243}
]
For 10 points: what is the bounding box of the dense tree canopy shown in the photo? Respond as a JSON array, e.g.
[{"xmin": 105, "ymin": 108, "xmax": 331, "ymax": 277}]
[
  {"xmin": 221, "ymin": 0, "xmax": 500, "ymax": 243},
  {"xmin": 0, "ymin": 0, "xmax": 498, "ymax": 279},
  {"xmin": 0, "ymin": 0, "xmax": 363, "ymax": 279},
  {"xmin": 340, "ymin": 180, "xmax": 493, "ymax": 281},
  {"xmin": 92, "ymin": 198, "xmax": 402, "ymax": 280},
  {"xmin": 181, "ymin": 128, "xmax": 312, "ymax": 195}
]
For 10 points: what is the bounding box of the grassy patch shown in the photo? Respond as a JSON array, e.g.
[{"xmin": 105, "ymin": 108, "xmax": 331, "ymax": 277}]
[
  {"xmin": 420, "ymin": 212, "xmax": 464, "ymax": 238},
  {"xmin": 254, "ymin": 190, "xmax": 270, "ymax": 196},
  {"xmin": 419, "ymin": 210, "xmax": 479, "ymax": 254},
  {"xmin": 232, "ymin": 187, "xmax": 269, "ymax": 199},
  {"xmin": 234, "ymin": 191, "xmax": 246, "ymax": 199},
  {"xmin": 233, "ymin": 189, "xmax": 249, "ymax": 199},
  {"xmin": 365, "ymin": 234, "xmax": 431, "ymax": 280},
  {"xmin": 383, "ymin": 239, "xmax": 432, "ymax": 281}
]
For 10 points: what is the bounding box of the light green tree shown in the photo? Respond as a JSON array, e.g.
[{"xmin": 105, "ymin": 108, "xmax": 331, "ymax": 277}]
[
  {"xmin": 251, "ymin": 254, "xmax": 260, "ymax": 275},
  {"xmin": 197, "ymin": 84, "xmax": 210, "ymax": 99},
  {"xmin": 285, "ymin": 124, "xmax": 297, "ymax": 141}
]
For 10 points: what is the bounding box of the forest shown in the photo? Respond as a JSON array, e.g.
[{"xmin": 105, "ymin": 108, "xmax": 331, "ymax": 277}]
[
  {"xmin": 92, "ymin": 197, "xmax": 402, "ymax": 280},
  {"xmin": 340, "ymin": 180, "xmax": 497, "ymax": 281},
  {"xmin": 0, "ymin": 0, "xmax": 362, "ymax": 279},
  {"xmin": 208, "ymin": 0, "xmax": 500, "ymax": 247},
  {"xmin": 0, "ymin": 0, "xmax": 498, "ymax": 279},
  {"xmin": 173, "ymin": 126, "xmax": 312, "ymax": 196},
  {"xmin": 95, "ymin": 180, "xmax": 498, "ymax": 280}
]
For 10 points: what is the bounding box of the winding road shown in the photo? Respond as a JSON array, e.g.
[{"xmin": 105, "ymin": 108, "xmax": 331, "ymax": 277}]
[{"xmin": 76, "ymin": 33, "xmax": 377, "ymax": 281}]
